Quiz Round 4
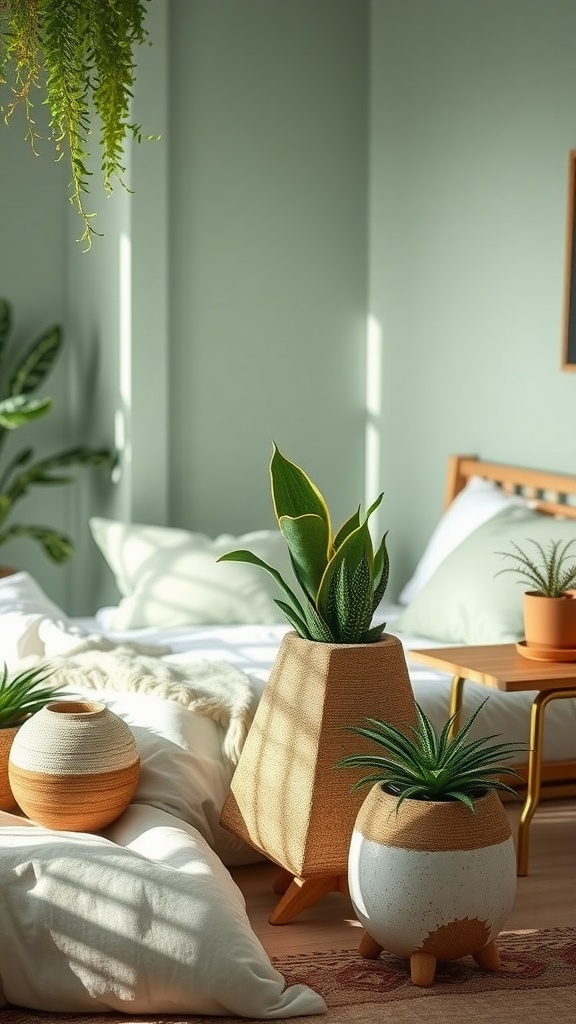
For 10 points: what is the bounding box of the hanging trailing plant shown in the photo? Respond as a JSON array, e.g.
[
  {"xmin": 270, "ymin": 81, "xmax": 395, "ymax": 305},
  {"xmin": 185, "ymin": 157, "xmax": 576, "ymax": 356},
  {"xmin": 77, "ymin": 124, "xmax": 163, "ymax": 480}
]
[{"xmin": 0, "ymin": 0, "xmax": 151, "ymax": 248}]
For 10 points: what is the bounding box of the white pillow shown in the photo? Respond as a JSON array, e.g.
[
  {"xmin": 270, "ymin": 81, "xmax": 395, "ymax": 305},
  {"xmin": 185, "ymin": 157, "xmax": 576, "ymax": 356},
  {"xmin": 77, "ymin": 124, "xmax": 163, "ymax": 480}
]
[
  {"xmin": 398, "ymin": 476, "xmax": 529, "ymax": 605},
  {"xmin": 87, "ymin": 689, "xmax": 262, "ymax": 866},
  {"xmin": 0, "ymin": 571, "xmax": 72, "ymax": 662},
  {"xmin": 89, "ymin": 518, "xmax": 294, "ymax": 630},
  {"xmin": 0, "ymin": 807, "xmax": 326, "ymax": 1016}
]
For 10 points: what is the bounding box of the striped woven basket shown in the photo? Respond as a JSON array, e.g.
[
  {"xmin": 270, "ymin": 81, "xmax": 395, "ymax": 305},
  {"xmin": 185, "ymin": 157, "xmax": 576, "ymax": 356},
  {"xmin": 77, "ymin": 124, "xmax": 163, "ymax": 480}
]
[
  {"xmin": 8, "ymin": 700, "xmax": 140, "ymax": 831},
  {"xmin": 0, "ymin": 725, "xmax": 19, "ymax": 811}
]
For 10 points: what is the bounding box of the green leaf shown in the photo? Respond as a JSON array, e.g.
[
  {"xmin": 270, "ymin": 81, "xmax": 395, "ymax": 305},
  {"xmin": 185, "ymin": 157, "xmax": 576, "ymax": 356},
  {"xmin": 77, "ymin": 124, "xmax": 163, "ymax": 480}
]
[
  {"xmin": 333, "ymin": 508, "xmax": 361, "ymax": 551},
  {"xmin": 317, "ymin": 519, "xmax": 373, "ymax": 625},
  {"xmin": 0, "ymin": 524, "xmax": 73, "ymax": 564},
  {"xmin": 217, "ymin": 548, "xmax": 309, "ymax": 625},
  {"xmin": 0, "ymin": 395, "xmax": 52, "ymax": 428},
  {"xmin": 278, "ymin": 513, "xmax": 330, "ymax": 603},
  {"xmin": 270, "ymin": 444, "xmax": 331, "ymax": 537},
  {"xmin": 372, "ymin": 531, "xmax": 390, "ymax": 611},
  {"xmin": 8, "ymin": 325, "xmax": 62, "ymax": 396}
]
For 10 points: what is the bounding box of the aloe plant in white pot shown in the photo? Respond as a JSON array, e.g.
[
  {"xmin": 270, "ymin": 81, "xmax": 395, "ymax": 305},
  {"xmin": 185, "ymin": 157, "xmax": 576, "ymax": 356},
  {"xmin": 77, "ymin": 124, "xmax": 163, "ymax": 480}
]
[
  {"xmin": 218, "ymin": 444, "xmax": 417, "ymax": 924},
  {"xmin": 338, "ymin": 701, "xmax": 523, "ymax": 986},
  {"xmin": 496, "ymin": 537, "xmax": 576, "ymax": 656}
]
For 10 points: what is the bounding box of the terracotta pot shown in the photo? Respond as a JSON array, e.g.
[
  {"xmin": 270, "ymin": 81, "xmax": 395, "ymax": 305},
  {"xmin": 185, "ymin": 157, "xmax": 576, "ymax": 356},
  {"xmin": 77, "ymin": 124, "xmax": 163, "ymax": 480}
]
[
  {"xmin": 220, "ymin": 631, "xmax": 417, "ymax": 879},
  {"xmin": 0, "ymin": 725, "xmax": 20, "ymax": 811},
  {"xmin": 348, "ymin": 784, "xmax": 516, "ymax": 986},
  {"xmin": 523, "ymin": 590, "xmax": 576, "ymax": 650},
  {"xmin": 8, "ymin": 700, "xmax": 140, "ymax": 831}
]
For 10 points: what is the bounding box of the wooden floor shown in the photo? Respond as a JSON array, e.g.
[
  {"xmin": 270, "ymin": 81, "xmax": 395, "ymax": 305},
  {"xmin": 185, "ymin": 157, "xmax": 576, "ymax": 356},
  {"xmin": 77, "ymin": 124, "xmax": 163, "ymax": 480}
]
[{"xmin": 231, "ymin": 798, "xmax": 576, "ymax": 956}]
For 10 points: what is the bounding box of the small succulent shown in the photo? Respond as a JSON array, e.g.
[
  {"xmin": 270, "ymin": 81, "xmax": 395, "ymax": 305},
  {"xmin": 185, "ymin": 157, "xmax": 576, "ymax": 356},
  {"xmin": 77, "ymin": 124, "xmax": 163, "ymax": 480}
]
[
  {"xmin": 336, "ymin": 700, "xmax": 525, "ymax": 812},
  {"xmin": 0, "ymin": 663, "xmax": 69, "ymax": 729},
  {"xmin": 495, "ymin": 537, "xmax": 576, "ymax": 598},
  {"xmin": 217, "ymin": 444, "xmax": 389, "ymax": 643}
]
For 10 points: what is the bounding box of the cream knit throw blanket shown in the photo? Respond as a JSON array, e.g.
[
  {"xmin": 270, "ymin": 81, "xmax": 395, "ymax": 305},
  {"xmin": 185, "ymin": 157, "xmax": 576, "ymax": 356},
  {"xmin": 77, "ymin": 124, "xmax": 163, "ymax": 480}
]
[{"xmin": 17, "ymin": 634, "xmax": 258, "ymax": 764}]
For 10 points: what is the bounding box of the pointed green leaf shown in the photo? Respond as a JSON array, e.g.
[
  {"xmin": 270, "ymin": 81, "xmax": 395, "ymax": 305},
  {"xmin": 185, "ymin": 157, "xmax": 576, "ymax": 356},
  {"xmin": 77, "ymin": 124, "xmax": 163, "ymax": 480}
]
[
  {"xmin": 278, "ymin": 513, "xmax": 330, "ymax": 602},
  {"xmin": 317, "ymin": 519, "xmax": 373, "ymax": 624},
  {"xmin": 8, "ymin": 325, "xmax": 62, "ymax": 396},
  {"xmin": 0, "ymin": 395, "xmax": 52, "ymax": 428},
  {"xmin": 217, "ymin": 549, "xmax": 308, "ymax": 622},
  {"xmin": 270, "ymin": 444, "xmax": 331, "ymax": 537},
  {"xmin": 333, "ymin": 507, "xmax": 361, "ymax": 551},
  {"xmin": 0, "ymin": 524, "xmax": 73, "ymax": 563}
]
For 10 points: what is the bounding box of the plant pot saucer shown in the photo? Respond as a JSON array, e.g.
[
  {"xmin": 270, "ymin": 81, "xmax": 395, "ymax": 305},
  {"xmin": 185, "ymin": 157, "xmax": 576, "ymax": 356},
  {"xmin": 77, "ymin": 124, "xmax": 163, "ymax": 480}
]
[{"xmin": 516, "ymin": 639, "xmax": 576, "ymax": 662}]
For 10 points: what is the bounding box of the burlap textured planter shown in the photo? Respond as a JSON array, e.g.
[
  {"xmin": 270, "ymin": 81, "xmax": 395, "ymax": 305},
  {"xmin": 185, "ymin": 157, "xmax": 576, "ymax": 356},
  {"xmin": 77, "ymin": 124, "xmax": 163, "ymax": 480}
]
[
  {"xmin": 220, "ymin": 630, "xmax": 416, "ymax": 885},
  {"xmin": 349, "ymin": 785, "xmax": 517, "ymax": 986}
]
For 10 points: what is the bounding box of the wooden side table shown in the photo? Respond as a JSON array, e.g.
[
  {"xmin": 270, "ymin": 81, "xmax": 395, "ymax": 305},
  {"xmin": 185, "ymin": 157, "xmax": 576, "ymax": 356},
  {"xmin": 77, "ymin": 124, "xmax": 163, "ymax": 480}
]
[{"xmin": 408, "ymin": 644, "xmax": 576, "ymax": 876}]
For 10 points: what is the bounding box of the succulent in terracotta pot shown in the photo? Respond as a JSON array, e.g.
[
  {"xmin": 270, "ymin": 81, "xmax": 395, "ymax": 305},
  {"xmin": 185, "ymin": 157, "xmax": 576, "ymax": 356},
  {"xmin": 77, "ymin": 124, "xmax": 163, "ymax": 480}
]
[{"xmin": 496, "ymin": 537, "xmax": 576, "ymax": 651}]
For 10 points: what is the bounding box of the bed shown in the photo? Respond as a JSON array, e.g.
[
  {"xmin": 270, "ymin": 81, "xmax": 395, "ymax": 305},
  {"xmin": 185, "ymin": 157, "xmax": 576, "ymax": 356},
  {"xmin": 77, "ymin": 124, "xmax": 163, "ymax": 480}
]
[{"xmin": 1, "ymin": 453, "xmax": 575, "ymax": 1017}]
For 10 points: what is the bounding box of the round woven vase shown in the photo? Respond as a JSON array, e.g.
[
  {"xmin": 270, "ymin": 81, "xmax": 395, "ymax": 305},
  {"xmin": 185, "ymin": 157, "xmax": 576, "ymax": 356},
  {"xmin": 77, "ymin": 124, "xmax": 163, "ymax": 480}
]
[
  {"xmin": 8, "ymin": 700, "xmax": 140, "ymax": 831},
  {"xmin": 349, "ymin": 785, "xmax": 516, "ymax": 983}
]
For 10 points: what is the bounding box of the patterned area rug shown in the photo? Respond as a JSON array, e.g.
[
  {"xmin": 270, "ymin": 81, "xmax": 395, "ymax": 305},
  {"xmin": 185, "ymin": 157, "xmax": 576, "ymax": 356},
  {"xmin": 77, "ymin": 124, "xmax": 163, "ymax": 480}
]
[{"xmin": 1, "ymin": 928, "xmax": 575, "ymax": 1024}]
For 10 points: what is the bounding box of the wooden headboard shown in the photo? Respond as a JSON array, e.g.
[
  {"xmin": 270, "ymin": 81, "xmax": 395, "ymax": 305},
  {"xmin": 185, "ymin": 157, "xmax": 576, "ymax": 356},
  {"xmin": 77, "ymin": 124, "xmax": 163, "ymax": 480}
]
[{"xmin": 444, "ymin": 455, "xmax": 576, "ymax": 520}]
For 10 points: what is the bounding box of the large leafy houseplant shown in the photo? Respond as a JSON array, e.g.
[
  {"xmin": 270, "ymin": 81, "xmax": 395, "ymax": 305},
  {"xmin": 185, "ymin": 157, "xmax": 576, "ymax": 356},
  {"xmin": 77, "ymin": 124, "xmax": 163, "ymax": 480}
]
[
  {"xmin": 0, "ymin": 297, "xmax": 114, "ymax": 564},
  {"xmin": 218, "ymin": 444, "xmax": 389, "ymax": 644},
  {"xmin": 0, "ymin": 0, "xmax": 151, "ymax": 247}
]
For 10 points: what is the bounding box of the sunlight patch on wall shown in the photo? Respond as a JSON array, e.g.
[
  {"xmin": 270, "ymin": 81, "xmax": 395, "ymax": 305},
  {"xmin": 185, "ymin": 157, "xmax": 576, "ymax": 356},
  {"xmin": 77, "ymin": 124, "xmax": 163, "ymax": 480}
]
[
  {"xmin": 365, "ymin": 315, "xmax": 382, "ymax": 539},
  {"xmin": 114, "ymin": 230, "xmax": 132, "ymax": 483}
]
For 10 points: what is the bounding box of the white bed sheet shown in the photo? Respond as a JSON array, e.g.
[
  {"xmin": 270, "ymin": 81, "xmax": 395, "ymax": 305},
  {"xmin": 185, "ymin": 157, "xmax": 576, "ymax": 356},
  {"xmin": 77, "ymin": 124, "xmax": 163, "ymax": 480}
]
[{"xmin": 81, "ymin": 603, "xmax": 576, "ymax": 766}]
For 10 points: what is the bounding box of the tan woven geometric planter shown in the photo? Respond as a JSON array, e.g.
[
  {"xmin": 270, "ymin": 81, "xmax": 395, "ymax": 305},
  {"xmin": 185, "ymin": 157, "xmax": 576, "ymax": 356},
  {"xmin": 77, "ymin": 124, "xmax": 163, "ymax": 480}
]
[
  {"xmin": 349, "ymin": 785, "xmax": 517, "ymax": 986},
  {"xmin": 8, "ymin": 700, "xmax": 140, "ymax": 831},
  {"xmin": 220, "ymin": 630, "xmax": 416, "ymax": 923},
  {"xmin": 0, "ymin": 725, "xmax": 19, "ymax": 811}
]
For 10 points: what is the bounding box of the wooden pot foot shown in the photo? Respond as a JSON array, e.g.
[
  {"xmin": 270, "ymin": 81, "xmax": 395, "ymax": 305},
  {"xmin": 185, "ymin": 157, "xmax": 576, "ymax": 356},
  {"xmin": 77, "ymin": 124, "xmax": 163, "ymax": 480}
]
[
  {"xmin": 472, "ymin": 940, "xmax": 501, "ymax": 972},
  {"xmin": 410, "ymin": 951, "xmax": 437, "ymax": 987},
  {"xmin": 268, "ymin": 873, "xmax": 348, "ymax": 925},
  {"xmin": 359, "ymin": 932, "xmax": 383, "ymax": 959}
]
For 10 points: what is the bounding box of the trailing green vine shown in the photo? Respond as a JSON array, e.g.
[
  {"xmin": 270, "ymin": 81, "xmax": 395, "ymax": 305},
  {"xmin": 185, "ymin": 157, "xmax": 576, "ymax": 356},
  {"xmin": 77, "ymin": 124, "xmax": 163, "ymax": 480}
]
[{"xmin": 0, "ymin": 0, "xmax": 151, "ymax": 248}]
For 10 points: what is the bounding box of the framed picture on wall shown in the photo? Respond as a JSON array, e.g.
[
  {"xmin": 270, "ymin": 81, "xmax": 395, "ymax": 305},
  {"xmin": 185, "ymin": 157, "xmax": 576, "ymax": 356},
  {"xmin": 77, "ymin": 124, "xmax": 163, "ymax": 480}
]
[{"xmin": 562, "ymin": 150, "xmax": 576, "ymax": 371}]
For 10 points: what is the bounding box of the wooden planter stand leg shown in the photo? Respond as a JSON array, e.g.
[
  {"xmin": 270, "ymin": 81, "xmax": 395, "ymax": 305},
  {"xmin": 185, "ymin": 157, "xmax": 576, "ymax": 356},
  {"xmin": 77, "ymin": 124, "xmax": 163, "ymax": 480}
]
[
  {"xmin": 269, "ymin": 873, "xmax": 348, "ymax": 925},
  {"xmin": 410, "ymin": 951, "xmax": 437, "ymax": 986},
  {"xmin": 472, "ymin": 940, "xmax": 501, "ymax": 971}
]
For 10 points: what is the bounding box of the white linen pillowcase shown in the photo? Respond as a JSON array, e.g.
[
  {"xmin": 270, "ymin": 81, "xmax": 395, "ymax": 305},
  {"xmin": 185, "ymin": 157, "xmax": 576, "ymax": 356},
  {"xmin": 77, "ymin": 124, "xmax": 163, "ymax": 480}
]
[
  {"xmin": 398, "ymin": 476, "xmax": 530, "ymax": 605},
  {"xmin": 0, "ymin": 571, "xmax": 73, "ymax": 662},
  {"xmin": 89, "ymin": 518, "xmax": 294, "ymax": 630},
  {"xmin": 0, "ymin": 807, "xmax": 325, "ymax": 1017}
]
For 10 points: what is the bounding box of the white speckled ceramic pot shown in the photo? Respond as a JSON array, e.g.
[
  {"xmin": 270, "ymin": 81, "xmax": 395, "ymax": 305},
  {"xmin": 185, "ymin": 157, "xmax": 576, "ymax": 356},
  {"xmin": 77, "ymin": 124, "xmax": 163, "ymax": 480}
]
[{"xmin": 348, "ymin": 784, "xmax": 517, "ymax": 986}]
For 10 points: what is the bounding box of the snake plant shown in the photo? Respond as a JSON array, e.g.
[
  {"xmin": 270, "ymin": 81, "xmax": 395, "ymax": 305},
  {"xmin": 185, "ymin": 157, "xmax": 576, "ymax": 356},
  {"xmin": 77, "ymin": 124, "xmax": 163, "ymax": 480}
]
[
  {"xmin": 0, "ymin": 297, "xmax": 114, "ymax": 564},
  {"xmin": 0, "ymin": 662, "xmax": 68, "ymax": 728},
  {"xmin": 0, "ymin": 1, "xmax": 151, "ymax": 247},
  {"xmin": 336, "ymin": 700, "xmax": 524, "ymax": 812},
  {"xmin": 496, "ymin": 537, "xmax": 576, "ymax": 597},
  {"xmin": 218, "ymin": 444, "xmax": 389, "ymax": 643}
]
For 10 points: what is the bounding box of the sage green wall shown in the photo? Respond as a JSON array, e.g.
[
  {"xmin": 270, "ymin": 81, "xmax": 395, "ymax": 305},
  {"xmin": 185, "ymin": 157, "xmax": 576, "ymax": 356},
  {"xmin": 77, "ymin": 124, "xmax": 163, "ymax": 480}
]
[
  {"xmin": 0, "ymin": 103, "xmax": 71, "ymax": 610},
  {"xmin": 168, "ymin": 0, "xmax": 370, "ymax": 538},
  {"xmin": 370, "ymin": 0, "xmax": 576, "ymax": 598}
]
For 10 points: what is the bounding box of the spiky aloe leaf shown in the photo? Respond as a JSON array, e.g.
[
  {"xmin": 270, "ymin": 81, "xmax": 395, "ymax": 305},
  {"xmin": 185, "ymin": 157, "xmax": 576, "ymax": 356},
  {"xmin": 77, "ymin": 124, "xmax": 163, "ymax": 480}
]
[
  {"xmin": 372, "ymin": 531, "xmax": 390, "ymax": 612},
  {"xmin": 278, "ymin": 513, "xmax": 330, "ymax": 603},
  {"xmin": 326, "ymin": 555, "xmax": 374, "ymax": 643},
  {"xmin": 0, "ymin": 395, "xmax": 52, "ymax": 429},
  {"xmin": 496, "ymin": 537, "xmax": 576, "ymax": 597},
  {"xmin": 336, "ymin": 700, "xmax": 526, "ymax": 810},
  {"xmin": 0, "ymin": 662, "xmax": 70, "ymax": 728},
  {"xmin": 270, "ymin": 444, "xmax": 331, "ymax": 538},
  {"xmin": 8, "ymin": 325, "xmax": 62, "ymax": 396}
]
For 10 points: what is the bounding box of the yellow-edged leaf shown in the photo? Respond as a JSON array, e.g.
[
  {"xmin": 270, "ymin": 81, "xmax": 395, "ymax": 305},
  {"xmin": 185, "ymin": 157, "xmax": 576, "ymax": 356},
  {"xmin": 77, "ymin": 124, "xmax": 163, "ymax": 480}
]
[
  {"xmin": 270, "ymin": 443, "xmax": 331, "ymax": 538},
  {"xmin": 279, "ymin": 513, "xmax": 330, "ymax": 602}
]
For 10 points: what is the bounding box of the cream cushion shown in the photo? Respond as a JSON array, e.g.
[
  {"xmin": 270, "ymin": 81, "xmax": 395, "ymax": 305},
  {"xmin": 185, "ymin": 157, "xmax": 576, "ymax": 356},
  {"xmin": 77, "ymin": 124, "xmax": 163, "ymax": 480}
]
[
  {"xmin": 0, "ymin": 571, "xmax": 73, "ymax": 661},
  {"xmin": 89, "ymin": 518, "xmax": 293, "ymax": 630},
  {"xmin": 0, "ymin": 806, "xmax": 325, "ymax": 1016},
  {"xmin": 399, "ymin": 476, "xmax": 529, "ymax": 605}
]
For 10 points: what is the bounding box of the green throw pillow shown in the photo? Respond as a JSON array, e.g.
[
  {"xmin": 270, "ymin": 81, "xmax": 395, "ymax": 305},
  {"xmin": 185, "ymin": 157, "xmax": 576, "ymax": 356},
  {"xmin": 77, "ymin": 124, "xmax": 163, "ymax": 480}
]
[{"xmin": 395, "ymin": 504, "xmax": 576, "ymax": 645}]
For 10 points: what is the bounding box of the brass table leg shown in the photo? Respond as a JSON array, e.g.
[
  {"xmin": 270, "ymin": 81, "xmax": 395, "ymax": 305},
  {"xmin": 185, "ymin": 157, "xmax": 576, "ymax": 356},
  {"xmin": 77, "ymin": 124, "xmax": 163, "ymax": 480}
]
[
  {"xmin": 516, "ymin": 687, "xmax": 576, "ymax": 877},
  {"xmin": 448, "ymin": 675, "xmax": 466, "ymax": 736}
]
